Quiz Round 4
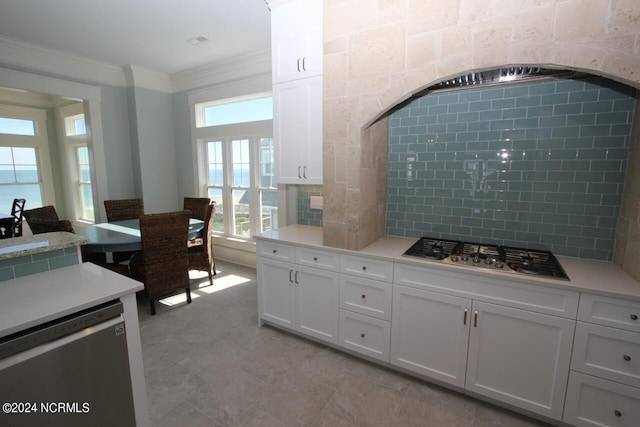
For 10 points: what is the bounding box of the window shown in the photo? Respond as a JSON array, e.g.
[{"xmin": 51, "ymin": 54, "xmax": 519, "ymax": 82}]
[
  {"xmin": 195, "ymin": 93, "xmax": 277, "ymax": 239},
  {"xmin": 61, "ymin": 105, "xmax": 94, "ymax": 222},
  {"xmin": 0, "ymin": 146, "xmax": 43, "ymax": 209},
  {"xmin": 0, "ymin": 105, "xmax": 54, "ymax": 210}
]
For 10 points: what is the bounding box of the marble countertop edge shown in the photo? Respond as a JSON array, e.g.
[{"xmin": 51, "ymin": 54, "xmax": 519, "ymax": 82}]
[{"xmin": 0, "ymin": 232, "xmax": 89, "ymax": 260}]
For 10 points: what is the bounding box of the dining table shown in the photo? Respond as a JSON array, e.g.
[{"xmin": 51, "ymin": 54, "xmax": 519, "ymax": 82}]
[{"xmin": 75, "ymin": 218, "xmax": 204, "ymax": 254}]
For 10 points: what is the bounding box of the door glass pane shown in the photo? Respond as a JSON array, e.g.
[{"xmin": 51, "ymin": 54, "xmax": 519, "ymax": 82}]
[
  {"xmin": 260, "ymin": 189, "xmax": 278, "ymax": 233},
  {"xmin": 259, "ymin": 137, "xmax": 276, "ymax": 188},
  {"xmin": 232, "ymin": 188, "xmax": 250, "ymax": 237},
  {"xmin": 208, "ymin": 187, "xmax": 224, "ymax": 232},
  {"xmin": 231, "ymin": 139, "xmax": 250, "ymax": 187},
  {"xmin": 207, "ymin": 141, "xmax": 224, "ymax": 186}
]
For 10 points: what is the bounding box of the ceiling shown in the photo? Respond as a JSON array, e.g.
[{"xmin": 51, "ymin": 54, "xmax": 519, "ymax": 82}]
[{"xmin": 0, "ymin": 0, "xmax": 272, "ymax": 75}]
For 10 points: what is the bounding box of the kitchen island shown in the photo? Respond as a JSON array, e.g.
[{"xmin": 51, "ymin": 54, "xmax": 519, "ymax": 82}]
[
  {"xmin": 0, "ymin": 232, "xmax": 88, "ymax": 281},
  {"xmin": 256, "ymin": 224, "xmax": 640, "ymax": 426},
  {"xmin": 0, "ymin": 263, "xmax": 149, "ymax": 427}
]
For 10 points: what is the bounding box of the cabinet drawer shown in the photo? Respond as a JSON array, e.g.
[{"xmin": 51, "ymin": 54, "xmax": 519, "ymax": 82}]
[
  {"xmin": 340, "ymin": 255, "xmax": 393, "ymax": 283},
  {"xmin": 578, "ymin": 294, "xmax": 640, "ymax": 333},
  {"xmin": 339, "ymin": 275, "xmax": 392, "ymax": 321},
  {"xmin": 571, "ymin": 322, "xmax": 640, "ymax": 388},
  {"xmin": 296, "ymin": 247, "xmax": 340, "ymax": 271},
  {"xmin": 257, "ymin": 241, "xmax": 295, "ymax": 262},
  {"xmin": 338, "ymin": 309, "xmax": 390, "ymax": 362},
  {"xmin": 564, "ymin": 371, "xmax": 640, "ymax": 427}
]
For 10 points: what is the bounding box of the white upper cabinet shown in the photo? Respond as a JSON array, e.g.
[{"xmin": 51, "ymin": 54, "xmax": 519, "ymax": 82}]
[{"xmin": 271, "ymin": 0, "xmax": 323, "ymax": 84}]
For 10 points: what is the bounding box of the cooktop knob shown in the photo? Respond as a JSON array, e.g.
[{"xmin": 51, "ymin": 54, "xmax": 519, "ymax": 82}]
[
  {"xmin": 461, "ymin": 254, "xmax": 469, "ymax": 262},
  {"xmin": 495, "ymin": 262, "xmax": 504, "ymax": 269},
  {"xmin": 450, "ymin": 255, "xmax": 458, "ymax": 262},
  {"xmin": 484, "ymin": 257, "xmax": 492, "ymax": 265},
  {"xmin": 473, "ymin": 256, "xmax": 480, "ymax": 264}
]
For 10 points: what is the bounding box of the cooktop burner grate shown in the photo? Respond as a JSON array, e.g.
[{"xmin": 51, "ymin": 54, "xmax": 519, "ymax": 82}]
[{"xmin": 402, "ymin": 236, "xmax": 569, "ymax": 281}]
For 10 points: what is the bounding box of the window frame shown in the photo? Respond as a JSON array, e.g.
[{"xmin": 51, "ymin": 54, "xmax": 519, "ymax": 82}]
[
  {"xmin": 59, "ymin": 103, "xmax": 94, "ymax": 223},
  {"xmin": 0, "ymin": 104, "xmax": 55, "ymax": 209}
]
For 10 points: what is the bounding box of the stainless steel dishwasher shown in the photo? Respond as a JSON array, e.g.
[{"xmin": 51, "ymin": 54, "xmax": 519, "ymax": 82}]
[{"xmin": 0, "ymin": 299, "xmax": 136, "ymax": 427}]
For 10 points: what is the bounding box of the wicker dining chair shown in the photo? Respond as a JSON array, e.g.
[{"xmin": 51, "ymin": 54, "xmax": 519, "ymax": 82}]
[
  {"xmin": 183, "ymin": 197, "xmax": 216, "ymax": 286},
  {"xmin": 23, "ymin": 205, "xmax": 74, "ymax": 234},
  {"xmin": 129, "ymin": 210, "xmax": 192, "ymax": 315},
  {"xmin": 104, "ymin": 198, "xmax": 144, "ymax": 263},
  {"xmin": 104, "ymin": 198, "xmax": 144, "ymax": 222}
]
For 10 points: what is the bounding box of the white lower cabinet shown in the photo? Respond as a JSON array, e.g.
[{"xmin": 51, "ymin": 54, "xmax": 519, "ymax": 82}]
[
  {"xmin": 257, "ymin": 257, "xmax": 339, "ymax": 344},
  {"xmin": 564, "ymin": 371, "xmax": 640, "ymax": 427},
  {"xmin": 390, "ymin": 285, "xmax": 471, "ymax": 387},
  {"xmin": 465, "ymin": 301, "xmax": 575, "ymax": 420}
]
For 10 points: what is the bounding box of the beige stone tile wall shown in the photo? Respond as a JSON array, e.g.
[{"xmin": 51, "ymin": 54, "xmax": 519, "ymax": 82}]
[{"xmin": 322, "ymin": 0, "xmax": 640, "ymax": 278}]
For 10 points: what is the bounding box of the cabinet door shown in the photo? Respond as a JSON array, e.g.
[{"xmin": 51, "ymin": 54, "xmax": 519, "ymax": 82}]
[
  {"xmin": 466, "ymin": 301, "xmax": 575, "ymax": 420},
  {"xmin": 273, "ymin": 80, "xmax": 303, "ymax": 183},
  {"xmin": 271, "ymin": 0, "xmax": 322, "ymax": 84},
  {"xmin": 390, "ymin": 285, "xmax": 471, "ymax": 387},
  {"xmin": 257, "ymin": 258, "xmax": 296, "ymax": 329},
  {"xmin": 296, "ymin": 265, "xmax": 339, "ymax": 344},
  {"xmin": 300, "ymin": 75, "xmax": 323, "ymax": 183},
  {"xmin": 273, "ymin": 76, "xmax": 323, "ymax": 184}
]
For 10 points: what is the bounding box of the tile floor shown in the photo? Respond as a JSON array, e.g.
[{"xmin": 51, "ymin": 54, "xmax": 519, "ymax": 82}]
[{"xmin": 138, "ymin": 261, "xmax": 551, "ymax": 427}]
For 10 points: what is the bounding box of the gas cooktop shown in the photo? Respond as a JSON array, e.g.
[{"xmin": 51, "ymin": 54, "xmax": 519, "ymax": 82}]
[{"xmin": 402, "ymin": 237, "xmax": 569, "ymax": 281}]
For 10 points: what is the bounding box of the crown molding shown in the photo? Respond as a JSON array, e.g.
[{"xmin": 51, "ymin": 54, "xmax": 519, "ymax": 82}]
[
  {"xmin": 0, "ymin": 36, "xmax": 126, "ymax": 87},
  {"xmin": 123, "ymin": 64, "xmax": 173, "ymax": 93},
  {"xmin": 171, "ymin": 48, "xmax": 272, "ymax": 93}
]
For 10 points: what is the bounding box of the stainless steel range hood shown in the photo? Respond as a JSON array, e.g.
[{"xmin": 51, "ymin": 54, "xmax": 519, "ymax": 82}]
[{"xmin": 427, "ymin": 67, "xmax": 577, "ymax": 92}]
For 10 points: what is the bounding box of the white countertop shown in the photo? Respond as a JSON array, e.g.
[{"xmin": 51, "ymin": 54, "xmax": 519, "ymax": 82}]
[
  {"xmin": 256, "ymin": 225, "xmax": 640, "ymax": 302},
  {"xmin": 0, "ymin": 232, "xmax": 88, "ymax": 260},
  {"xmin": 0, "ymin": 263, "xmax": 143, "ymax": 338}
]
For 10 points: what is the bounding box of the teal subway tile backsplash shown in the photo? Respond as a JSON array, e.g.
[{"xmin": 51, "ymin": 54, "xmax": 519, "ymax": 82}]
[
  {"xmin": 297, "ymin": 185, "xmax": 323, "ymax": 227},
  {"xmin": 387, "ymin": 76, "xmax": 636, "ymax": 260}
]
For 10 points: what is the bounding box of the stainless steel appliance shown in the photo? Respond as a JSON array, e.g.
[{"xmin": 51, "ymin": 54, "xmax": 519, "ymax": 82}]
[
  {"xmin": 0, "ymin": 300, "xmax": 136, "ymax": 427},
  {"xmin": 403, "ymin": 236, "xmax": 569, "ymax": 280}
]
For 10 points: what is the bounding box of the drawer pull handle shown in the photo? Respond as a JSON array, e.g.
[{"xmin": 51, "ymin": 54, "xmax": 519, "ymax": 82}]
[
  {"xmin": 614, "ymin": 409, "xmax": 622, "ymax": 417},
  {"xmin": 623, "ymin": 354, "xmax": 631, "ymax": 361},
  {"xmin": 361, "ymin": 294, "xmax": 366, "ymax": 299},
  {"xmin": 360, "ymin": 333, "xmax": 365, "ymax": 338},
  {"xmin": 362, "ymin": 266, "xmax": 367, "ymax": 271},
  {"xmin": 631, "ymin": 314, "xmax": 639, "ymax": 321}
]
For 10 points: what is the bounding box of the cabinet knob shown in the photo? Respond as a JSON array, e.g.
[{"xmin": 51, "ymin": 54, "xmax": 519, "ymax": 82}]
[
  {"xmin": 360, "ymin": 333, "xmax": 365, "ymax": 338},
  {"xmin": 313, "ymin": 257, "xmax": 318, "ymax": 261},
  {"xmin": 614, "ymin": 409, "xmax": 622, "ymax": 417},
  {"xmin": 362, "ymin": 266, "xmax": 367, "ymax": 271},
  {"xmin": 623, "ymin": 354, "xmax": 631, "ymax": 361},
  {"xmin": 272, "ymin": 249, "xmax": 277, "ymax": 254},
  {"xmin": 631, "ymin": 314, "xmax": 639, "ymax": 321}
]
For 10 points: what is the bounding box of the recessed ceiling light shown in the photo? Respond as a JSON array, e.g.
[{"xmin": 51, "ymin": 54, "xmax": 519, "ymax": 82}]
[{"xmin": 187, "ymin": 35, "xmax": 211, "ymax": 45}]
